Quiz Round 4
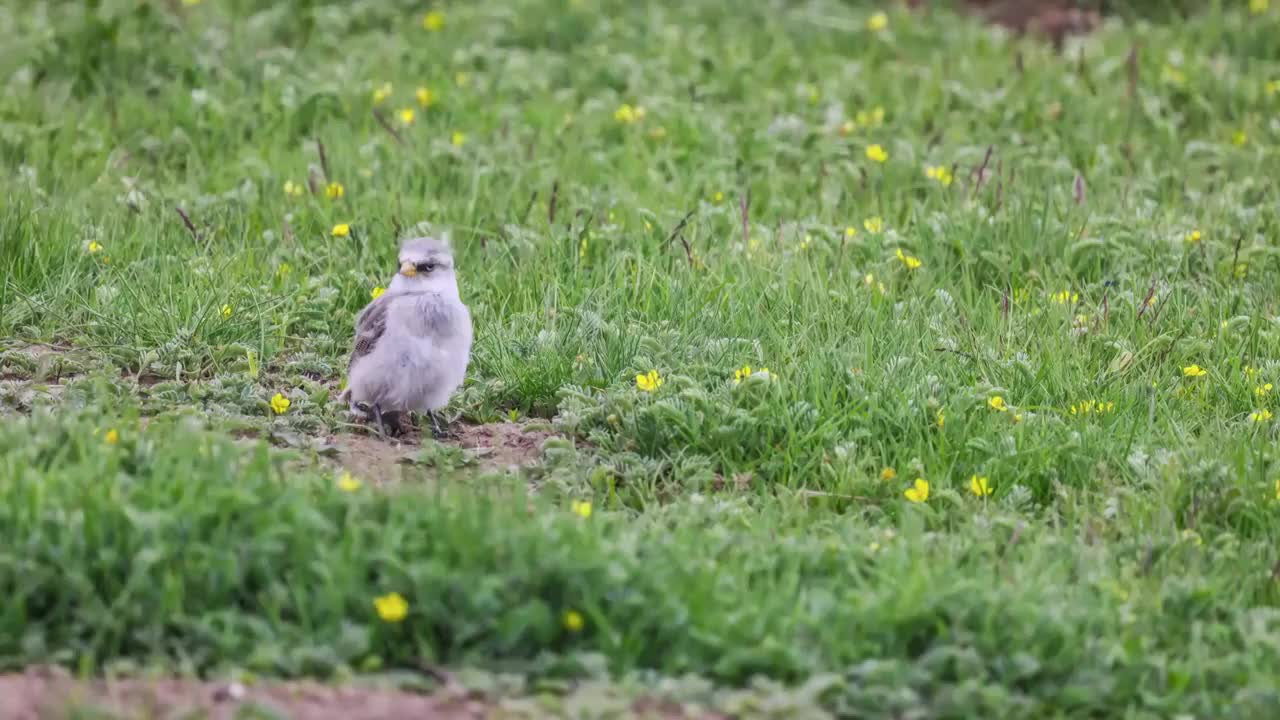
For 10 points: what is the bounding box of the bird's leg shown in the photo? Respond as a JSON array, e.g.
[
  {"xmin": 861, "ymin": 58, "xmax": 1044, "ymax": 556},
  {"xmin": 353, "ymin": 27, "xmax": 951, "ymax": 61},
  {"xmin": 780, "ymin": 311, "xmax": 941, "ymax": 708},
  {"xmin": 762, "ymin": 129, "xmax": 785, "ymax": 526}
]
[
  {"xmin": 428, "ymin": 410, "xmax": 453, "ymax": 440},
  {"xmin": 381, "ymin": 410, "xmax": 404, "ymax": 437},
  {"xmin": 371, "ymin": 403, "xmax": 389, "ymax": 439}
]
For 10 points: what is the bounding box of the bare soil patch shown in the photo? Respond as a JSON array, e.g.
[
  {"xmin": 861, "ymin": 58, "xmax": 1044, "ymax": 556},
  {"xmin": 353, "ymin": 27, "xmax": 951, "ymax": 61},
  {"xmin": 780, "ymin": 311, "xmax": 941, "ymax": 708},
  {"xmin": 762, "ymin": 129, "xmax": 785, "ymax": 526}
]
[{"xmin": 328, "ymin": 421, "xmax": 561, "ymax": 483}]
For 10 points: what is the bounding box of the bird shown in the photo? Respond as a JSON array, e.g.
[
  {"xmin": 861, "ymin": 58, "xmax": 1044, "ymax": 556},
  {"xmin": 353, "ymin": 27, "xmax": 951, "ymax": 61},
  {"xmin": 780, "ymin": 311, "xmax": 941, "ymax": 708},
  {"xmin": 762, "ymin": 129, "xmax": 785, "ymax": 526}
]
[{"xmin": 341, "ymin": 236, "xmax": 473, "ymax": 439}]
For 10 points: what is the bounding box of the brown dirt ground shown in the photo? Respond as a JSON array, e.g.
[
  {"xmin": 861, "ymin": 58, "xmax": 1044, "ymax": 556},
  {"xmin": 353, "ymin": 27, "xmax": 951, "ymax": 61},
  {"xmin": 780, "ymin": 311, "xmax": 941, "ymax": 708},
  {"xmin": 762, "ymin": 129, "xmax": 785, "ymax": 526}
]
[
  {"xmin": 0, "ymin": 670, "xmax": 727, "ymax": 720},
  {"xmin": 327, "ymin": 421, "xmax": 560, "ymax": 483}
]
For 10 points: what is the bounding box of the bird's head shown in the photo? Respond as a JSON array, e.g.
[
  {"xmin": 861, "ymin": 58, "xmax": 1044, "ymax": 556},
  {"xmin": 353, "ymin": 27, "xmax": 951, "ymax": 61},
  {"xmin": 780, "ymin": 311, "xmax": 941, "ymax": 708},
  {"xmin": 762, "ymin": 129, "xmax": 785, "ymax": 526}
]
[{"xmin": 388, "ymin": 236, "xmax": 459, "ymax": 297}]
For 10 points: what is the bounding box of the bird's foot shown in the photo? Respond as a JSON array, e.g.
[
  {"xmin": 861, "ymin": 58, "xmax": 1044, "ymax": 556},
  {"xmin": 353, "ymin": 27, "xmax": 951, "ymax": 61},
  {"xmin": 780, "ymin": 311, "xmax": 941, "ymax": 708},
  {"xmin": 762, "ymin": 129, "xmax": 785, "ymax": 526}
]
[{"xmin": 427, "ymin": 410, "xmax": 457, "ymax": 441}]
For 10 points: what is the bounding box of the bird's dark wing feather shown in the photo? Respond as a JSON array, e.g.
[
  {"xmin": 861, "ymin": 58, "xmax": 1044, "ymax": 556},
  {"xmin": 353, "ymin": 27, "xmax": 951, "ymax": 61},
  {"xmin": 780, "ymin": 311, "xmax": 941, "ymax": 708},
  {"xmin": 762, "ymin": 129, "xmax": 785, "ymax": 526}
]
[{"xmin": 349, "ymin": 296, "xmax": 389, "ymax": 370}]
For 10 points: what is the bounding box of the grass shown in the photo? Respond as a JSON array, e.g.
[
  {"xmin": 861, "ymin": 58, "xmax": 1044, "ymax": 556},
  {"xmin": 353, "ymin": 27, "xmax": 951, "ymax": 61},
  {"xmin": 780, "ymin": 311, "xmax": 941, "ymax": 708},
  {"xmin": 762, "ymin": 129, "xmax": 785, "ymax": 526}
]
[{"xmin": 2, "ymin": 0, "xmax": 1280, "ymax": 716}]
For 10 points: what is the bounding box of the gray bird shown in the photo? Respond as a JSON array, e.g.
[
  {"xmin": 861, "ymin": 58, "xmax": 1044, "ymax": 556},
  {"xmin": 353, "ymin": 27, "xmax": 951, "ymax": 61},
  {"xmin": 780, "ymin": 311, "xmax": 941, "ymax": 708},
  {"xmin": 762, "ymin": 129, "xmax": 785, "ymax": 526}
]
[{"xmin": 341, "ymin": 236, "xmax": 473, "ymax": 439}]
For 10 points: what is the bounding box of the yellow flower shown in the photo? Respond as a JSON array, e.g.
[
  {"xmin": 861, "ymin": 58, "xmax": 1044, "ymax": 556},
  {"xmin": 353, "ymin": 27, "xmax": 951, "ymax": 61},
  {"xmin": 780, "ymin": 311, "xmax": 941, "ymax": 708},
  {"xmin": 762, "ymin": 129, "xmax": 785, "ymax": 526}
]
[
  {"xmin": 571, "ymin": 500, "xmax": 592, "ymax": 518},
  {"xmin": 863, "ymin": 216, "xmax": 884, "ymax": 233},
  {"xmin": 104, "ymin": 429, "xmax": 119, "ymax": 445},
  {"xmin": 397, "ymin": 108, "xmax": 415, "ymax": 126},
  {"xmin": 845, "ymin": 226, "xmax": 858, "ymax": 238},
  {"xmin": 370, "ymin": 286, "xmax": 385, "ymax": 299},
  {"xmin": 87, "ymin": 241, "xmax": 104, "ymax": 254},
  {"xmin": 969, "ymin": 475, "xmax": 993, "ymax": 497},
  {"xmin": 270, "ymin": 392, "xmax": 291, "ymax": 415},
  {"xmin": 925, "ymin": 165, "xmax": 953, "ymax": 186},
  {"xmin": 337, "ymin": 472, "xmax": 362, "ymax": 492},
  {"xmin": 1161, "ymin": 64, "xmax": 1186, "ymax": 87},
  {"xmin": 283, "ymin": 180, "xmax": 303, "ymax": 197},
  {"xmin": 423, "ymin": 10, "xmax": 445, "ymax": 31},
  {"xmin": 1051, "ymin": 290, "xmax": 1079, "ymax": 305},
  {"xmin": 865, "ymin": 144, "xmax": 888, "ymax": 163},
  {"xmin": 614, "ymin": 103, "xmax": 642, "ymax": 124},
  {"xmin": 373, "ymin": 592, "xmax": 408, "ymax": 623},
  {"xmin": 372, "ymin": 82, "xmax": 392, "ymax": 105},
  {"xmin": 988, "ymin": 396, "xmax": 1008, "ymax": 412},
  {"xmin": 1182, "ymin": 365, "xmax": 1207, "ymax": 378},
  {"xmin": 712, "ymin": 191, "xmax": 725, "ymax": 203},
  {"xmin": 563, "ymin": 609, "xmax": 585, "ymax": 632},
  {"xmin": 894, "ymin": 248, "xmax": 921, "ymax": 270},
  {"xmin": 451, "ymin": 131, "xmax": 467, "ymax": 147},
  {"xmin": 1186, "ymin": 229, "xmax": 1202, "ymax": 244},
  {"xmin": 903, "ymin": 478, "xmax": 929, "ymax": 503},
  {"xmin": 1250, "ymin": 409, "xmax": 1274, "ymax": 423},
  {"xmin": 325, "ymin": 182, "xmax": 345, "ymax": 199},
  {"xmin": 1232, "ymin": 130, "xmax": 1248, "ymax": 147},
  {"xmin": 1180, "ymin": 528, "xmax": 1203, "ymax": 546},
  {"xmin": 1255, "ymin": 383, "xmax": 1273, "ymax": 396},
  {"xmin": 866, "ymin": 11, "xmax": 889, "ymax": 31},
  {"xmin": 332, "ymin": 223, "xmax": 351, "ymax": 237},
  {"xmin": 221, "ymin": 304, "xmax": 232, "ymax": 319},
  {"xmin": 277, "ymin": 263, "xmax": 292, "ymax": 279},
  {"xmin": 635, "ymin": 369, "xmax": 663, "ymax": 392},
  {"xmin": 732, "ymin": 365, "xmax": 768, "ymax": 384},
  {"xmin": 415, "ymin": 87, "xmax": 434, "ymax": 108},
  {"xmin": 880, "ymin": 467, "xmax": 897, "ymax": 482},
  {"xmin": 855, "ymin": 107, "xmax": 885, "ymax": 128},
  {"xmin": 936, "ymin": 410, "xmax": 945, "ymax": 428},
  {"xmin": 1250, "ymin": 0, "xmax": 1268, "ymax": 15}
]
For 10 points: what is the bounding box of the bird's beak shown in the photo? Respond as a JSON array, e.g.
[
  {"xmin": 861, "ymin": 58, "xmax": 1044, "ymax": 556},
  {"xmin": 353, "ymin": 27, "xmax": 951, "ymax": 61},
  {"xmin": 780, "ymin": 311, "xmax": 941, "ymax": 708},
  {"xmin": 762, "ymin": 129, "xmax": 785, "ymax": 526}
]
[{"xmin": 399, "ymin": 261, "xmax": 417, "ymax": 277}]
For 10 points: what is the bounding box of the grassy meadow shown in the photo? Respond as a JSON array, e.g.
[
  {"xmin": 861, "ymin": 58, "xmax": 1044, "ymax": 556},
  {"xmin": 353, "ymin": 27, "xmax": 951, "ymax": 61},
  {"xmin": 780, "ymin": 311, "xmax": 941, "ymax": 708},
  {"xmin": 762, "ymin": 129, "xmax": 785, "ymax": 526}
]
[{"xmin": 3, "ymin": 0, "xmax": 1280, "ymax": 716}]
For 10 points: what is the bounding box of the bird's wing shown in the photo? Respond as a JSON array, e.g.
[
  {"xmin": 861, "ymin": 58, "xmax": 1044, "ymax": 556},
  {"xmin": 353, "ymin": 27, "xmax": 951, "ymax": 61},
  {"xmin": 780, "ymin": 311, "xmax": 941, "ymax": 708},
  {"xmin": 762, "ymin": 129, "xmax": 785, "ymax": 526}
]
[{"xmin": 348, "ymin": 296, "xmax": 390, "ymax": 371}]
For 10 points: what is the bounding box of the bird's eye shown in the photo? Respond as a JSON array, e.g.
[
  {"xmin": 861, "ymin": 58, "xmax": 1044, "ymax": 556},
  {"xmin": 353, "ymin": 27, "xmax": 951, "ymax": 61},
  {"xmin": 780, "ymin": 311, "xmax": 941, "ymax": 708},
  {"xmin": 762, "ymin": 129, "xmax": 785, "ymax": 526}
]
[{"xmin": 416, "ymin": 262, "xmax": 436, "ymax": 273}]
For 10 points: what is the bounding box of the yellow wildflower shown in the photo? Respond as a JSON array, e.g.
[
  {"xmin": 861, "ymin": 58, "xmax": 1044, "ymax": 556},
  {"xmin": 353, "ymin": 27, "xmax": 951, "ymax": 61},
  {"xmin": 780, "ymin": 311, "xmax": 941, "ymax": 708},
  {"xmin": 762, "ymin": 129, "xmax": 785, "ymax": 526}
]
[
  {"xmin": 855, "ymin": 107, "xmax": 885, "ymax": 128},
  {"xmin": 936, "ymin": 409, "xmax": 945, "ymax": 428},
  {"xmin": 325, "ymin": 182, "xmax": 345, "ymax": 199},
  {"xmin": 332, "ymin": 223, "xmax": 351, "ymax": 238},
  {"xmin": 270, "ymin": 392, "xmax": 291, "ymax": 415},
  {"xmin": 104, "ymin": 429, "xmax": 119, "ymax": 445},
  {"xmin": 865, "ymin": 144, "xmax": 888, "ymax": 163},
  {"xmin": 1185, "ymin": 229, "xmax": 1202, "ymax": 244},
  {"xmin": 1180, "ymin": 528, "xmax": 1203, "ymax": 546},
  {"xmin": 880, "ymin": 467, "xmax": 897, "ymax": 481},
  {"xmin": 370, "ymin": 286, "xmax": 385, "ymax": 299},
  {"xmin": 636, "ymin": 369, "xmax": 663, "ymax": 392},
  {"xmin": 1232, "ymin": 130, "xmax": 1248, "ymax": 147},
  {"xmin": 863, "ymin": 216, "xmax": 884, "ymax": 233},
  {"xmin": 337, "ymin": 472, "xmax": 362, "ymax": 492},
  {"xmin": 1250, "ymin": 0, "xmax": 1268, "ymax": 15},
  {"xmin": 866, "ymin": 11, "xmax": 889, "ymax": 31},
  {"xmin": 415, "ymin": 87, "xmax": 434, "ymax": 108},
  {"xmin": 277, "ymin": 263, "xmax": 292, "ymax": 279},
  {"xmin": 1250, "ymin": 409, "xmax": 1274, "ymax": 423},
  {"xmin": 712, "ymin": 191, "xmax": 725, "ymax": 203},
  {"xmin": 372, "ymin": 82, "xmax": 392, "ymax": 105},
  {"xmin": 1255, "ymin": 383, "xmax": 1273, "ymax": 397},
  {"xmin": 373, "ymin": 592, "xmax": 408, "ymax": 623},
  {"xmin": 221, "ymin": 304, "xmax": 232, "ymax": 319},
  {"xmin": 87, "ymin": 241, "xmax": 104, "ymax": 254},
  {"xmin": 1182, "ymin": 365, "xmax": 1207, "ymax": 378},
  {"xmin": 969, "ymin": 475, "xmax": 993, "ymax": 497},
  {"xmin": 614, "ymin": 103, "xmax": 641, "ymax": 124},
  {"xmin": 563, "ymin": 609, "xmax": 585, "ymax": 632},
  {"xmin": 895, "ymin": 248, "xmax": 921, "ymax": 270},
  {"xmin": 1161, "ymin": 64, "xmax": 1186, "ymax": 87},
  {"xmin": 397, "ymin": 108, "xmax": 415, "ymax": 126},
  {"xmin": 571, "ymin": 500, "xmax": 592, "ymax": 518},
  {"xmin": 1051, "ymin": 290, "xmax": 1078, "ymax": 305},
  {"xmin": 925, "ymin": 165, "xmax": 953, "ymax": 186},
  {"xmin": 845, "ymin": 226, "xmax": 858, "ymax": 238},
  {"xmin": 903, "ymin": 478, "xmax": 929, "ymax": 503},
  {"xmin": 733, "ymin": 365, "xmax": 769, "ymax": 384},
  {"xmin": 451, "ymin": 131, "xmax": 467, "ymax": 146},
  {"xmin": 988, "ymin": 396, "xmax": 1008, "ymax": 412},
  {"xmin": 422, "ymin": 10, "xmax": 445, "ymax": 31},
  {"xmin": 283, "ymin": 180, "xmax": 303, "ymax": 197}
]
